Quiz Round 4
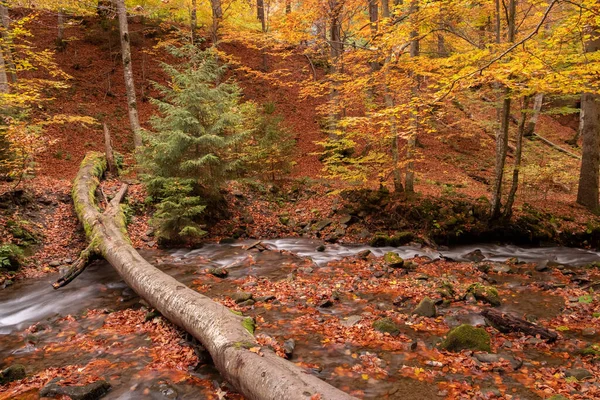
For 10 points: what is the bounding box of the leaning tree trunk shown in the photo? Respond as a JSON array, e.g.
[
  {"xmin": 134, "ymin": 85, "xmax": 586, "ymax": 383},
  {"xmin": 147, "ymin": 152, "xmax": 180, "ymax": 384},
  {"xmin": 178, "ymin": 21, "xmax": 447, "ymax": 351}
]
[
  {"xmin": 0, "ymin": 45, "xmax": 8, "ymax": 93},
  {"xmin": 0, "ymin": 1, "xmax": 17, "ymax": 84},
  {"xmin": 67, "ymin": 152, "xmax": 356, "ymax": 400},
  {"xmin": 116, "ymin": 0, "xmax": 142, "ymax": 149}
]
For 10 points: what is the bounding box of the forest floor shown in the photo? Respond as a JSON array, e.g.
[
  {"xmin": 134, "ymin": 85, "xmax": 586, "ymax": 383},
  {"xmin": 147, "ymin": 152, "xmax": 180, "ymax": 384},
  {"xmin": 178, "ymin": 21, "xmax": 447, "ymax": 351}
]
[{"xmin": 0, "ymin": 9, "xmax": 599, "ymax": 400}]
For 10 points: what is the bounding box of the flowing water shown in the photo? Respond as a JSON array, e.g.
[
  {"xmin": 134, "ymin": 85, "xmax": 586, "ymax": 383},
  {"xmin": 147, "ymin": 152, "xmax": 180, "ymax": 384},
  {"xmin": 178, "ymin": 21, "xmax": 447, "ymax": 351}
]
[{"xmin": 1, "ymin": 239, "xmax": 599, "ymax": 399}]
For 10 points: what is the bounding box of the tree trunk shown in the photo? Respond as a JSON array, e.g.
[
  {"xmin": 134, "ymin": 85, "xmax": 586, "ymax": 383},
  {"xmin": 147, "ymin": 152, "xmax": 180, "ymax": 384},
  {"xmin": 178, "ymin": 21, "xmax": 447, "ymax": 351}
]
[
  {"xmin": 524, "ymin": 93, "xmax": 543, "ymax": 137},
  {"xmin": 190, "ymin": 0, "xmax": 198, "ymax": 44},
  {"xmin": 503, "ymin": 96, "xmax": 529, "ymax": 218},
  {"xmin": 385, "ymin": 56, "xmax": 402, "ymax": 192},
  {"xmin": 490, "ymin": 0, "xmax": 516, "ymax": 218},
  {"xmin": 0, "ymin": 1, "xmax": 17, "ymax": 84},
  {"xmin": 69, "ymin": 152, "xmax": 357, "ymax": 400},
  {"xmin": 0, "ymin": 45, "xmax": 8, "ymax": 93},
  {"xmin": 210, "ymin": 0, "xmax": 223, "ymax": 45},
  {"xmin": 481, "ymin": 309, "xmax": 558, "ymax": 343},
  {"xmin": 116, "ymin": 0, "xmax": 142, "ymax": 149},
  {"xmin": 405, "ymin": 0, "xmax": 419, "ymax": 193},
  {"xmin": 368, "ymin": 0, "xmax": 378, "ymax": 36},
  {"xmin": 381, "ymin": 0, "xmax": 390, "ymax": 18},
  {"xmin": 576, "ymin": 27, "xmax": 600, "ymax": 212},
  {"xmin": 257, "ymin": 0, "xmax": 268, "ymax": 71},
  {"xmin": 104, "ymin": 123, "xmax": 118, "ymax": 176},
  {"xmin": 285, "ymin": 0, "xmax": 291, "ymax": 14},
  {"xmin": 327, "ymin": 0, "xmax": 343, "ymax": 139}
]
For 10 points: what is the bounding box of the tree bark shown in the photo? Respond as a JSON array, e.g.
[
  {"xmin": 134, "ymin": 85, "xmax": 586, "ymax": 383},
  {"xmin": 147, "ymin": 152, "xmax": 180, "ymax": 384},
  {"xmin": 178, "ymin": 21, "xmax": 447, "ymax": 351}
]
[
  {"xmin": 576, "ymin": 27, "xmax": 600, "ymax": 212},
  {"xmin": 381, "ymin": 0, "xmax": 390, "ymax": 18},
  {"xmin": 210, "ymin": 0, "xmax": 223, "ymax": 45},
  {"xmin": 104, "ymin": 123, "xmax": 118, "ymax": 176},
  {"xmin": 190, "ymin": 0, "xmax": 198, "ymax": 44},
  {"xmin": 490, "ymin": 0, "xmax": 516, "ymax": 219},
  {"xmin": 524, "ymin": 93, "xmax": 543, "ymax": 137},
  {"xmin": 116, "ymin": 0, "xmax": 142, "ymax": 149},
  {"xmin": 68, "ymin": 152, "xmax": 356, "ymax": 400},
  {"xmin": 481, "ymin": 309, "xmax": 558, "ymax": 343},
  {"xmin": 0, "ymin": 1, "xmax": 17, "ymax": 84},
  {"xmin": 0, "ymin": 45, "xmax": 8, "ymax": 93},
  {"xmin": 405, "ymin": 0, "xmax": 419, "ymax": 193},
  {"xmin": 503, "ymin": 96, "xmax": 529, "ymax": 218}
]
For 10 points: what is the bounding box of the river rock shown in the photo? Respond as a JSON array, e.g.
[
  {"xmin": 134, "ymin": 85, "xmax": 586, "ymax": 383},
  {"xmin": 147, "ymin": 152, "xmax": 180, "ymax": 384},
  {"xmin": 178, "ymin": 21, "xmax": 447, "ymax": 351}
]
[
  {"xmin": 316, "ymin": 244, "xmax": 326, "ymax": 252},
  {"xmin": 582, "ymin": 327, "xmax": 596, "ymax": 337},
  {"xmin": 341, "ymin": 315, "xmax": 362, "ymax": 327},
  {"xmin": 40, "ymin": 379, "xmax": 111, "ymax": 400},
  {"xmin": 491, "ymin": 264, "xmax": 513, "ymax": 274},
  {"xmin": 384, "ymin": 252, "xmax": 404, "ymax": 268},
  {"xmin": 372, "ymin": 317, "xmax": 400, "ymax": 336},
  {"xmin": 232, "ymin": 292, "xmax": 253, "ymax": 303},
  {"xmin": 0, "ymin": 364, "xmax": 26, "ymax": 384},
  {"xmin": 467, "ymin": 283, "xmax": 501, "ymax": 307},
  {"xmin": 313, "ymin": 219, "xmax": 333, "ymax": 232},
  {"xmin": 357, "ymin": 249, "xmax": 371, "ymax": 260},
  {"xmin": 48, "ymin": 260, "xmax": 62, "ymax": 267},
  {"xmin": 151, "ymin": 382, "xmax": 178, "ymax": 399},
  {"xmin": 565, "ymin": 368, "xmax": 593, "ymax": 381},
  {"xmin": 440, "ymin": 324, "xmax": 491, "ymax": 352},
  {"xmin": 413, "ymin": 297, "xmax": 437, "ymax": 318},
  {"xmin": 283, "ymin": 339, "xmax": 295, "ymax": 358},
  {"xmin": 535, "ymin": 260, "xmax": 550, "ymax": 272},
  {"xmin": 208, "ymin": 268, "xmax": 228, "ymax": 278},
  {"xmin": 463, "ymin": 249, "xmax": 486, "ymax": 262},
  {"xmin": 237, "ymin": 299, "xmax": 255, "ymax": 307}
]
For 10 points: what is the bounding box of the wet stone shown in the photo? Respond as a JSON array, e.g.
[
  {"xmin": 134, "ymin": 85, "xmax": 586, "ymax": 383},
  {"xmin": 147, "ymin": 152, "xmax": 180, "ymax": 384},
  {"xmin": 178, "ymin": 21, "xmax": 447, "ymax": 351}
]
[
  {"xmin": 208, "ymin": 268, "xmax": 228, "ymax": 278},
  {"xmin": 232, "ymin": 292, "xmax": 253, "ymax": 303},
  {"xmin": 413, "ymin": 297, "xmax": 437, "ymax": 318},
  {"xmin": 0, "ymin": 364, "xmax": 26, "ymax": 384},
  {"xmin": 491, "ymin": 264, "xmax": 513, "ymax": 274},
  {"xmin": 582, "ymin": 327, "xmax": 596, "ymax": 337},
  {"xmin": 237, "ymin": 299, "xmax": 255, "ymax": 307},
  {"xmin": 357, "ymin": 249, "xmax": 371, "ymax": 259},
  {"xmin": 48, "ymin": 260, "xmax": 61, "ymax": 267},
  {"xmin": 565, "ymin": 368, "xmax": 593, "ymax": 381},
  {"xmin": 40, "ymin": 379, "xmax": 111, "ymax": 400},
  {"xmin": 341, "ymin": 315, "xmax": 362, "ymax": 327},
  {"xmin": 151, "ymin": 382, "xmax": 178, "ymax": 399},
  {"xmin": 373, "ymin": 317, "xmax": 400, "ymax": 336},
  {"xmin": 283, "ymin": 339, "xmax": 295, "ymax": 358},
  {"xmin": 463, "ymin": 249, "xmax": 485, "ymax": 262}
]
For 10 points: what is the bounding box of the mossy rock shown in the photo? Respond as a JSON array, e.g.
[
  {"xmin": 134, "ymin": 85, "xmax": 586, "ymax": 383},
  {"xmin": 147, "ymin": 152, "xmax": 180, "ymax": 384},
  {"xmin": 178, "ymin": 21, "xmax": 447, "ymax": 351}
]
[
  {"xmin": 7, "ymin": 220, "xmax": 40, "ymax": 245},
  {"xmin": 467, "ymin": 283, "xmax": 501, "ymax": 307},
  {"xmin": 413, "ymin": 297, "xmax": 437, "ymax": 318},
  {"xmin": 0, "ymin": 244, "xmax": 24, "ymax": 271},
  {"xmin": 440, "ymin": 324, "xmax": 491, "ymax": 352},
  {"xmin": 437, "ymin": 282, "xmax": 456, "ymax": 299},
  {"xmin": 372, "ymin": 317, "xmax": 400, "ymax": 336},
  {"xmin": 208, "ymin": 268, "xmax": 228, "ymax": 278},
  {"xmin": 242, "ymin": 317, "xmax": 255, "ymax": 335},
  {"xmin": 579, "ymin": 344, "xmax": 600, "ymax": 356},
  {"xmin": 384, "ymin": 252, "xmax": 404, "ymax": 268},
  {"xmin": 232, "ymin": 292, "xmax": 253, "ymax": 303},
  {"xmin": 0, "ymin": 364, "xmax": 26, "ymax": 384},
  {"xmin": 370, "ymin": 232, "xmax": 414, "ymax": 247}
]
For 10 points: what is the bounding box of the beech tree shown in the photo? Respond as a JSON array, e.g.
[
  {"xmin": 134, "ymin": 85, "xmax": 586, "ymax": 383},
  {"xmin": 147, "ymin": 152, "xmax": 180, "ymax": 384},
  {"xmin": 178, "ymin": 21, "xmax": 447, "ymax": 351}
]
[
  {"xmin": 576, "ymin": 26, "xmax": 600, "ymax": 211},
  {"xmin": 116, "ymin": 0, "xmax": 142, "ymax": 148}
]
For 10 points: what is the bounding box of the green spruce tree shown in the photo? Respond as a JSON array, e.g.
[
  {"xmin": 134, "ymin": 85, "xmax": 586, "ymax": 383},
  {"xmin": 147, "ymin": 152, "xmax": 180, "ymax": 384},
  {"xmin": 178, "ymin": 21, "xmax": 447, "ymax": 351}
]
[{"xmin": 140, "ymin": 46, "xmax": 250, "ymax": 243}]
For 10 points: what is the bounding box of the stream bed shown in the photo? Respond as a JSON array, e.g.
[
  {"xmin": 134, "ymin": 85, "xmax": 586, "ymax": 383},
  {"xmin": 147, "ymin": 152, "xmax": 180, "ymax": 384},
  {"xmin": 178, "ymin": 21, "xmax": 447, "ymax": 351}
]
[{"xmin": 1, "ymin": 239, "xmax": 600, "ymax": 399}]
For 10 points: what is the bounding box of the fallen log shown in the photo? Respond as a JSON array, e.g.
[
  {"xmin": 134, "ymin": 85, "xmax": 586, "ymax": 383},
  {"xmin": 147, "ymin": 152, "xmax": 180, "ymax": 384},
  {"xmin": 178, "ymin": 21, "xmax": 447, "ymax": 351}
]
[
  {"xmin": 481, "ymin": 309, "xmax": 558, "ymax": 343},
  {"xmin": 64, "ymin": 152, "xmax": 356, "ymax": 400}
]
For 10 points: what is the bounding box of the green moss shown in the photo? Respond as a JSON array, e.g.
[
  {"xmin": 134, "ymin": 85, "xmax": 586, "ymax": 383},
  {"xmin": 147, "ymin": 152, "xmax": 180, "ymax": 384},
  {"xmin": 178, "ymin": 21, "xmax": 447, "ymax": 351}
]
[
  {"xmin": 467, "ymin": 283, "xmax": 501, "ymax": 306},
  {"xmin": 242, "ymin": 317, "xmax": 255, "ymax": 335},
  {"xmin": 384, "ymin": 252, "xmax": 404, "ymax": 268},
  {"xmin": 0, "ymin": 244, "xmax": 24, "ymax": 271},
  {"xmin": 370, "ymin": 231, "xmax": 415, "ymax": 247},
  {"xmin": 230, "ymin": 309, "xmax": 243, "ymax": 316},
  {"xmin": 580, "ymin": 344, "xmax": 600, "ymax": 356},
  {"xmin": 234, "ymin": 341, "xmax": 256, "ymax": 349},
  {"xmin": 440, "ymin": 324, "xmax": 491, "ymax": 352},
  {"xmin": 372, "ymin": 317, "xmax": 400, "ymax": 335}
]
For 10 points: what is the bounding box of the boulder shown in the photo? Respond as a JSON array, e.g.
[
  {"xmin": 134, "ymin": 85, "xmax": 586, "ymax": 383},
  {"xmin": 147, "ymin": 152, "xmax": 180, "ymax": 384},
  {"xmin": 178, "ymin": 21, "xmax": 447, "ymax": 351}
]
[
  {"xmin": 231, "ymin": 292, "xmax": 253, "ymax": 303},
  {"xmin": 384, "ymin": 252, "xmax": 404, "ymax": 268},
  {"xmin": 0, "ymin": 364, "xmax": 26, "ymax": 384},
  {"xmin": 565, "ymin": 368, "xmax": 593, "ymax": 381},
  {"xmin": 208, "ymin": 268, "xmax": 228, "ymax": 278},
  {"xmin": 40, "ymin": 379, "xmax": 111, "ymax": 400},
  {"xmin": 440, "ymin": 324, "xmax": 491, "ymax": 352},
  {"xmin": 463, "ymin": 249, "xmax": 485, "ymax": 262},
  {"xmin": 313, "ymin": 219, "xmax": 333, "ymax": 232},
  {"xmin": 467, "ymin": 283, "xmax": 501, "ymax": 307},
  {"xmin": 413, "ymin": 297, "xmax": 437, "ymax": 318},
  {"xmin": 372, "ymin": 317, "xmax": 400, "ymax": 336}
]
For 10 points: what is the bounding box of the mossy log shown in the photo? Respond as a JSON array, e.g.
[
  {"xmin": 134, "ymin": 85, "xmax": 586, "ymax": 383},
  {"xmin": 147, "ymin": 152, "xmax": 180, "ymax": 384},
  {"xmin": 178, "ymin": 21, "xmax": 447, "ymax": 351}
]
[{"xmin": 63, "ymin": 152, "xmax": 355, "ymax": 400}]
